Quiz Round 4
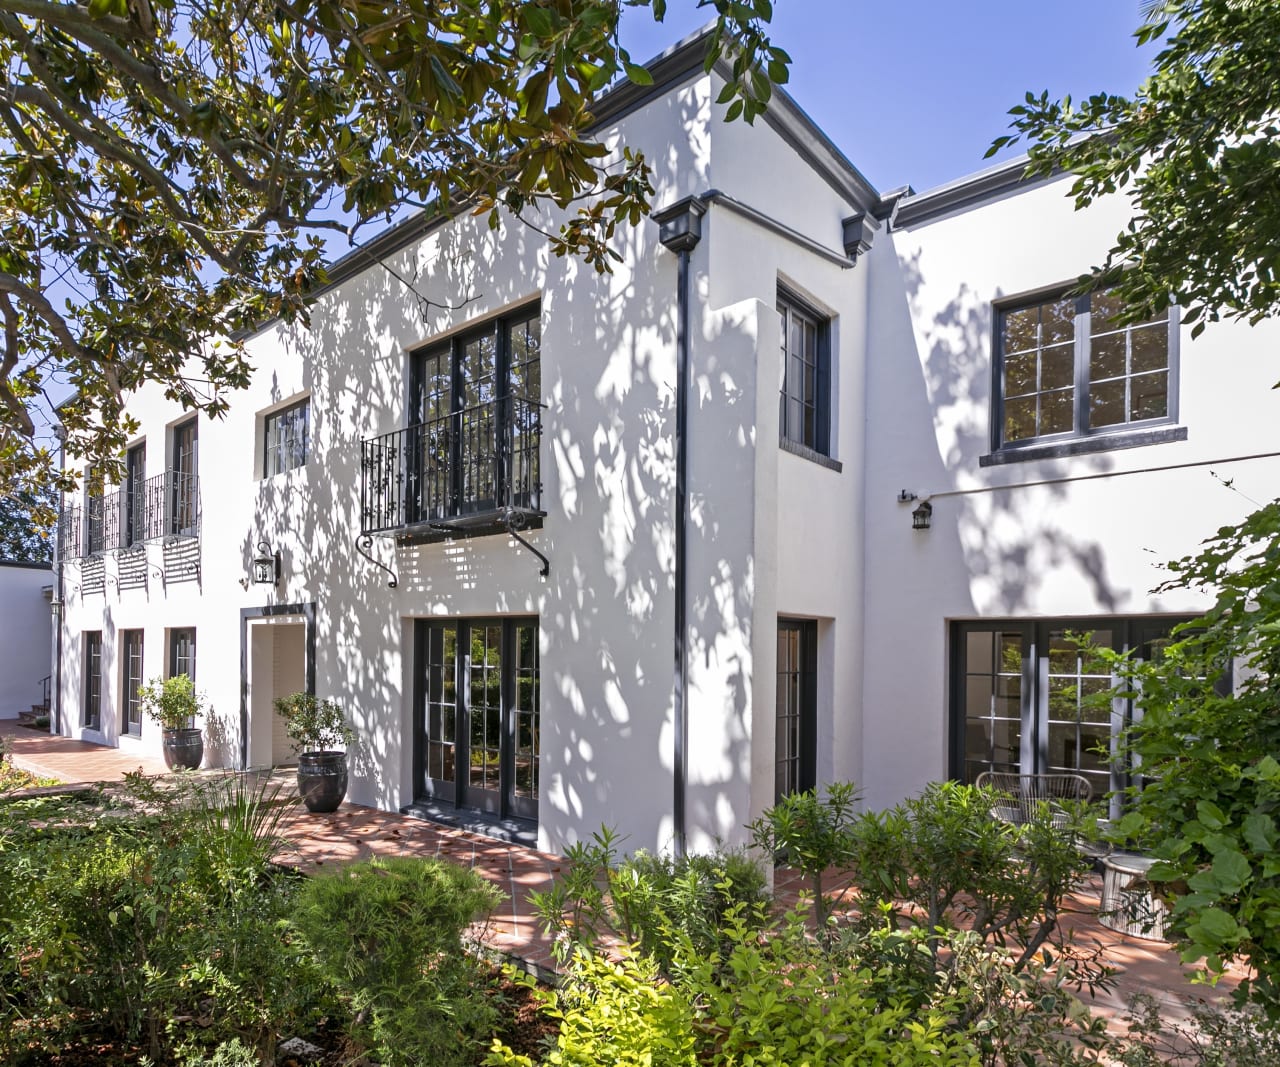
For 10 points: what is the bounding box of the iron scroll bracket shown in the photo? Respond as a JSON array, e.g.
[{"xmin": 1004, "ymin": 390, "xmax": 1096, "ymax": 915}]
[
  {"xmin": 501, "ymin": 508, "xmax": 549, "ymax": 578},
  {"xmin": 356, "ymin": 533, "xmax": 399, "ymax": 588}
]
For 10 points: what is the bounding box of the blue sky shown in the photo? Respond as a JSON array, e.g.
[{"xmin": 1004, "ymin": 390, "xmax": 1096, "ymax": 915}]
[{"xmin": 619, "ymin": 1, "xmax": 1156, "ymax": 194}]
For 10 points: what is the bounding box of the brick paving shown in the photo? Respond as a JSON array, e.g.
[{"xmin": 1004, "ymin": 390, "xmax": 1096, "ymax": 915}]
[{"xmin": 1, "ymin": 718, "xmax": 1244, "ymax": 1028}]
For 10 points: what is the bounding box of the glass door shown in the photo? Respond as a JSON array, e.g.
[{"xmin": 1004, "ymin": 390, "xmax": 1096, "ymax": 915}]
[{"xmin": 414, "ymin": 618, "xmax": 540, "ymax": 823}]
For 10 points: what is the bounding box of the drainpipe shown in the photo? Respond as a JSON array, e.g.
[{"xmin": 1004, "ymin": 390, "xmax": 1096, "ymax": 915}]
[
  {"xmin": 51, "ymin": 423, "xmax": 67, "ymax": 735},
  {"xmin": 653, "ymin": 196, "xmax": 706, "ymax": 859}
]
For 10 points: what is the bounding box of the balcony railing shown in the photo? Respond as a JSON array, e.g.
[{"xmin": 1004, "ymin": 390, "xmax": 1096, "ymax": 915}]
[
  {"xmin": 361, "ymin": 395, "xmax": 542, "ymax": 536},
  {"xmin": 74, "ymin": 470, "xmax": 200, "ymax": 558}
]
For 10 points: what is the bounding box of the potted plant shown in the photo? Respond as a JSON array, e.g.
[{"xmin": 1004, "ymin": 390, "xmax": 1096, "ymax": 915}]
[
  {"xmin": 138, "ymin": 674, "xmax": 205, "ymax": 771},
  {"xmin": 274, "ymin": 693, "xmax": 355, "ymax": 813}
]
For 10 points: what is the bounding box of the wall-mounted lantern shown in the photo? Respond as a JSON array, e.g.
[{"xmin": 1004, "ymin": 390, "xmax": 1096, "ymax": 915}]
[
  {"xmin": 251, "ymin": 540, "xmax": 281, "ymax": 586},
  {"xmin": 912, "ymin": 500, "xmax": 933, "ymax": 531}
]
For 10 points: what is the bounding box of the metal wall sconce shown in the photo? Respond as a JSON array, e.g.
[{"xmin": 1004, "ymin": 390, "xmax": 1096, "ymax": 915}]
[
  {"xmin": 251, "ymin": 540, "xmax": 281, "ymax": 586},
  {"xmin": 912, "ymin": 500, "xmax": 933, "ymax": 530}
]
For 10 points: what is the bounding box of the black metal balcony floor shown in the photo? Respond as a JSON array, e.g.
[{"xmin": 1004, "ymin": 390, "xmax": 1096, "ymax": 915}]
[{"xmin": 390, "ymin": 505, "xmax": 545, "ymax": 547}]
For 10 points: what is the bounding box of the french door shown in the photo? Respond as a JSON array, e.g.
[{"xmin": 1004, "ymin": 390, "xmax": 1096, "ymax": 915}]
[
  {"xmin": 952, "ymin": 617, "xmax": 1191, "ymax": 810},
  {"xmin": 414, "ymin": 617, "xmax": 540, "ymax": 822}
]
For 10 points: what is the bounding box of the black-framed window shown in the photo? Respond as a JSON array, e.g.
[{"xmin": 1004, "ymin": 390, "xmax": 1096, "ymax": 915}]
[
  {"xmin": 83, "ymin": 631, "xmax": 102, "ymax": 731},
  {"xmin": 263, "ymin": 398, "xmax": 310, "ymax": 477},
  {"xmin": 952, "ymin": 616, "xmax": 1194, "ymax": 815},
  {"xmin": 122, "ymin": 629, "xmax": 144, "ymax": 737},
  {"xmin": 86, "ymin": 466, "xmax": 106, "ymax": 554},
  {"xmin": 408, "ymin": 304, "xmax": 541, "ymax": 519},
  {"xmin": 171, "ymin": 418, "xmax": 198, "ymax": 536},
  {"xmin": 169, "ymin": 627, "xmax": 195, "ymax": 681},
  {"xmin": 994, "ymin": 288, "xmax": 1178, "ymax": 450},
  {"xmin": 125, "ymin": 441, "xmax": 146, "ymax": 547},
  {"xmin": 776, "ymin": 618, "xmax": 817, "ymax": 801},
  {"xmin": 778, "ymin": 292, "xmax": 830, "ymax": 455}
]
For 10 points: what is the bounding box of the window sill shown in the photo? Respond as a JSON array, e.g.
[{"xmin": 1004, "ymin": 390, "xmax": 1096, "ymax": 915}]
[
  {"xmin": 779, "ymin": 436, "xmax": 842, "ymax": 472},
  {"xmin": 979, "ymin": 425, "xmax": 1187, "ymax": 467}
]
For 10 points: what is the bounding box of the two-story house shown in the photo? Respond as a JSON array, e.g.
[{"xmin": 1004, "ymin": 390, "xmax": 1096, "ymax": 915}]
[{"xmin": 51, "ymin": 26, "xmax": 1280, "ymax": 855}]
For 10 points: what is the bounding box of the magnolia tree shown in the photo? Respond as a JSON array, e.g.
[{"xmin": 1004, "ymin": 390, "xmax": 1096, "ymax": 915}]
[{"xmin": 0, "ymin": 0, "xmax": 789, "ymax": 513}]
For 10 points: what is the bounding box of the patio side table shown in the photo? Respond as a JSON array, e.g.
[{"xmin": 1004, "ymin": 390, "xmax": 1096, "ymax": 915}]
[{"xmin": 1099, "ymin": 852, "xmax": 1168, "ymax": 941}]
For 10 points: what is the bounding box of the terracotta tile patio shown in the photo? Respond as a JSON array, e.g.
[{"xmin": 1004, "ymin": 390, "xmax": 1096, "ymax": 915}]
[{"xmin": 2, "ymin": 719, "xmax": 1244, "ymax": 1028}]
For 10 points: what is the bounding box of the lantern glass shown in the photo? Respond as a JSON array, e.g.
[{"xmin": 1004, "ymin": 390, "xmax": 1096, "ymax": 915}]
[{"xmin": 912, "ymin": 501, "xmax": 932, "ymax": 530}]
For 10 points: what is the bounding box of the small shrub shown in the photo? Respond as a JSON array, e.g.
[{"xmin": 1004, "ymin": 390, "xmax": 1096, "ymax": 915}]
[
  {"xmin": 746, "ymin": 781, "xmax": 860, "ymax": 929},
  {"xmin": 272, "ymin": 692, "xmax": 354, "ymax": 754},
  {"xmin": 531, "ymin": 826, "xmax": 769, "ymax": 971},
  {"xmin": 290, "ymin": 855, "xmax": 503, "ymax": 1067},
  {"xmin": 138, "ymin": 673, "xmax": 205, "ymax": 731},
  {"xmin": 486, "ymin": 951, "xmax": 699, "ymax": 1067}
]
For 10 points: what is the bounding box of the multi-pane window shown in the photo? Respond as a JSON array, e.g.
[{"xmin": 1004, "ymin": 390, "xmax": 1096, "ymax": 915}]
[
  {"xmin": 83, "ymin": 631, "xmax": 102, "ymax": 731},
  {"xmin": 997, "ymin": 288, "xmax": 1175, "ymax": 448},
  {"xmin": 416, "ymin": 617, "xmax": 540, "ymax": 822},
  {"xmin": 86, "ymin": 466, "xmax": 106, "ymax": 554},
  {"xmin": 122, "ymin": 629, "xmax": 144, "ymax": 737},
  {"xmin": 408, "ymin": 306, "xmax": 541, "ymax": 518},
  {"xmin": 778, "ymin": 294, "xmax": 829, "ymax": 455},
  {"xmin": 953, "ymin": 617, "xmax": 1194, "ymax": 815},
  {"xmin": 776, "ymin": 619, "xmax": 817, "ymax": 802},
  {"xmin": 263, "ymin": 398, "xmax": 310, "ymax": 476},
  {"xmin": 125, "ymin": 442, "xmax": 146, "ymax": 547},
  {"xmin": 171, "ymin": 418, "xmax": 198, "ymax": 536},
  {"xmin": 166, "ymin": 628, "xmax": 196, "ymax": 728}
]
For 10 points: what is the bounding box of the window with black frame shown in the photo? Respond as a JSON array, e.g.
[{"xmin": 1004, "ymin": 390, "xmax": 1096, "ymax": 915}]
[
  {"xmin": 83, "ymin": 631, "xmax": 102, "ymax": 731},
  {"xmin": 776, "ymin": 618, "xmax": 817, "ymax": 801},
  {"xmin": 122, "ymin": 629, "xmax": 144, "ymax": 737},
  {"xmin": 263, "ymin": 398, "xmax": 310, "ymax": 477},
  {"xmin": 171, "ymin": 418, "xmax": 198, "ymax": 536},
  {"xmin": 778, "ymin": 292, "xmax": 830, "ymax": 456},
  {"xmin": 995, "ymin": 288, "xmax": 1177, "ymax": 452},
  {"xmin": 952, "ymin": 617, "xmax": 1195, "ymax": 816}
]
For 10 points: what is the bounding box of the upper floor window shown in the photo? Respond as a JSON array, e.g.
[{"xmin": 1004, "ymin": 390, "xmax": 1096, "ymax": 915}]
[
  {"xmin": 995, "ymin": 288, "xmax": 1177, "ymax": 451},
  {"xmin": 264, "ymin": 398, "xmax": 310, "ymax": 477},
  {"xmin": 778, "ymin": 292, "xmax": 830, "ymax": 456}
]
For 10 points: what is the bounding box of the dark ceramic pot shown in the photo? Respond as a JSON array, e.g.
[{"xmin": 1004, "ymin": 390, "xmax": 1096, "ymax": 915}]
[
  {"xmin": 297, "ymin": 751, "xmax": 348, "ymax": 813},
  {"xmin": 161, "ymin": 727, "xmax": 204, "ymax": 771}
]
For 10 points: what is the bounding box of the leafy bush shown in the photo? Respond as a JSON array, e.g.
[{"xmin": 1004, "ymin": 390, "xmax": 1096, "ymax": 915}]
[
  {"xmin": 847, "ymin": 780, "xmax": 1096, "ymax": 976},
  {"xmin": 0, "ymin": 774, "xmax": 322, "ymax": 1063},
  {"xmin": 746, "ymin": 781, "xmax": 860, "ymax": 929},
  {"xmin": 1119, "ymin": 993, "xmax": 1280, "ymax": 1067},
  {"xmin": 486, "ymin": 951, "xmax": 699, "ymax": 1067},
  {"xmin": 289, "ymin": 854, "xmax": 503, "ymax": 1067},
  {"xmin": 531, "ymin": 826, "xmax": 769, "ymax": 971},
  {"xmin": 272, "ymin": 692, "xmax": 355, "ymax": 754},
  {"xmin": 138, "ymin": 672, "xmax": 205, "ymax": 731}
]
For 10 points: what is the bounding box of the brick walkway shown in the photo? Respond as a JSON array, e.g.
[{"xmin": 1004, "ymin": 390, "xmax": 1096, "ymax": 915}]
[{"xmin": 1, "ymin": 719, "xmax": 1242, "ymax": 1026}]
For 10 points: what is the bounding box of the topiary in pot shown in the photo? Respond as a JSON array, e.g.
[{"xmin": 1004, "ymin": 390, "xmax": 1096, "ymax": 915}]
[
  {"xmin": 138, "ymin": 673, "xmax": 205, "ymax": 771},
  {"xmin": 273, "ymin": 693, "xmax": 356, "ymax": 813}
]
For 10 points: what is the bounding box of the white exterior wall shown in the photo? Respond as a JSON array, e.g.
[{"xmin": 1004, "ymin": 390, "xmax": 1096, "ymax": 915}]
[
  {"xmin": 56, "ymin": 64, "xmax": 876, "ymax": 855},
  {"xmin": 0, "ymin": 563, "xmax": 51, "ymax": 717},
  {"xmin": 859, "ymin": 175, "xmax": 1280, "ymax": 810}
]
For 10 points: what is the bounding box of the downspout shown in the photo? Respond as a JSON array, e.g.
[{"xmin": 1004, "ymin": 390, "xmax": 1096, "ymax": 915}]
[
  {"xmin": 51, "ymin": 423, "xmax": 67, "ymax": 735},
  {"xmin": 653, "ymin": 196, "xmax": 705, "ymax": 859}
]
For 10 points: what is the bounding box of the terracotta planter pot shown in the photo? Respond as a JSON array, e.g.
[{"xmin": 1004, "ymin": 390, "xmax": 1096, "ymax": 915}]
[
  {"xmin": 297, "ymin": 750, "xmax": 348, "ymax": 813},
  {"xmin": 161, "ymin": 727, "xmax": 203, "ymax": 771}
]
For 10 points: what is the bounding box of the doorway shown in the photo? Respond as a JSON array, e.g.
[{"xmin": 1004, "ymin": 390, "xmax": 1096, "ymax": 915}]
[
  {"xmin": 413, "ymin": 617, "xmax": 539, "ymax": 823},
  {"xmin": 245, "ymin": 616, "xmax": 307, "ymax": 768}
]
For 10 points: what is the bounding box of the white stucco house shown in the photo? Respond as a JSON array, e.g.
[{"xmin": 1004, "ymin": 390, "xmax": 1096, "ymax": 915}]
[{"xmin": 50, "ymin": 28, "xmax": 1280, "ymax": 854}]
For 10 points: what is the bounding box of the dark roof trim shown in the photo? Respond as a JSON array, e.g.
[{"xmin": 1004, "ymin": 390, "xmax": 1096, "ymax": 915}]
[
  {"xmin": 755, "ymin": 84, "xmax": 880, "ymax": 216},
  {"xmin": 892, "ymin": 154, "xmax": 1060, "ymax": 229}
]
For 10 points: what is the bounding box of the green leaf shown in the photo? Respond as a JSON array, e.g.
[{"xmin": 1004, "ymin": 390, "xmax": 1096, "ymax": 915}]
[{"xmin": 623, "ymin": 62, "xmax": 653, "ymax": 87}]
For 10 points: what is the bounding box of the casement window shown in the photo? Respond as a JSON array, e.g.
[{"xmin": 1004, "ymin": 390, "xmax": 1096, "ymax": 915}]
[
  {"xmin": 125, "ymin": 441, "xmax": 146, "ymax": 547},
  {"xmin": 83, "ymin": 631, "xmax": 102, "ymax": 731},
  {"xmin": 170, "ymin": 418, "xmax": 198, "ymax": 537},
  {"xmin": 776, "ymin": 619, "xmax": 817, "ymax": 801},
  {"xmin": 778, "ymin": 292, "xmax": 831, "ymax": 456},
  {"xmin": 952, "ymin": 617, "xmax": 1194, "ymax": 815},
  {"xmin": 992, "ymin": 288, "xmax": 1179, "ymax": 455},
  {"xmin": 169, "ymin": 627, "xmax": 195, "ymax": 681},
  {"xmin": 122, "ymin": 629, "xmax": 144, "ymax": 737},
  {"xmin": 263, "ymin": 398, "xmax": 310, "ymax": 477}
]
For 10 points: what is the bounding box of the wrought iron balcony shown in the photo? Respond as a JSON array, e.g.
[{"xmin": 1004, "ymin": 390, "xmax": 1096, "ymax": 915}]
[
  {"xmin": 361, "ymin": 395, "xmax": 543, "ymax": 540},
  {"xmin": 77, "ymin": 470, "xmax": 200, "ymax": 557}
]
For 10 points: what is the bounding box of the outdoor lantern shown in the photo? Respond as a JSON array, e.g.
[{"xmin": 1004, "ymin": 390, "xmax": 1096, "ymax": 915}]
[
  {"xmin": 912, "ymin": 500, "xmax": 933, "ymax": 531},
  {"xmin": 251, "ymin": 540, "xmax": 281, "ymax": 585}
]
